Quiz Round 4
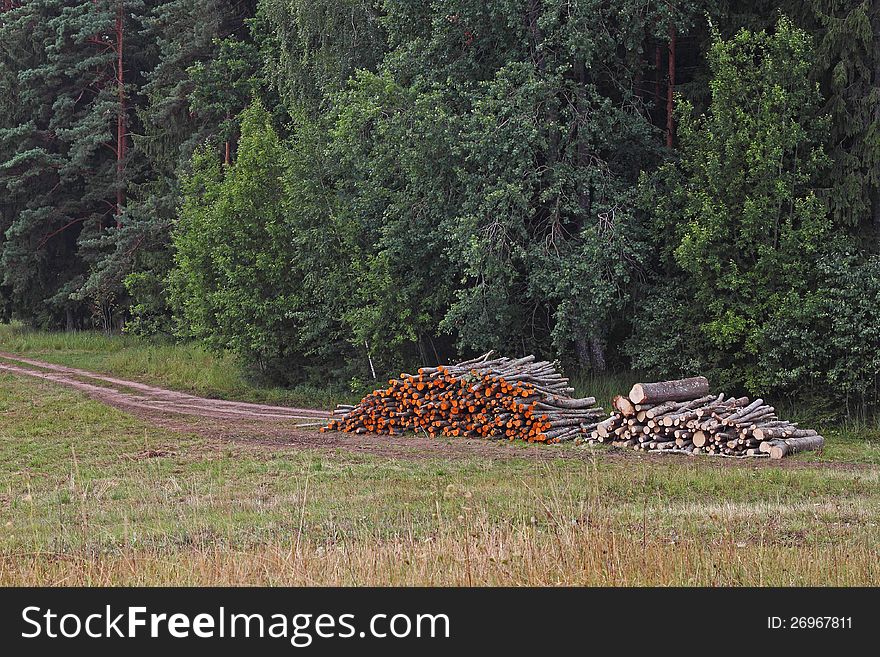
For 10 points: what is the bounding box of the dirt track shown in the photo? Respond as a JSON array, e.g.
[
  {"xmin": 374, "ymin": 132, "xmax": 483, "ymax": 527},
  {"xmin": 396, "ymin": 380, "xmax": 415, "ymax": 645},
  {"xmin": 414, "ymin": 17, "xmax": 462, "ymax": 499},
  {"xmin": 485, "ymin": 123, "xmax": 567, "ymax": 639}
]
[
  {"xmin": 0, "ymin": 351, "xmax": 566, "ymax": 460},
  {"xmin": 0, "ymin": 351, "xmax": 856, "ymax": 466},
  {"xmin": 0, "ymin": 351, "xmax": 330, "ymax": 421}
]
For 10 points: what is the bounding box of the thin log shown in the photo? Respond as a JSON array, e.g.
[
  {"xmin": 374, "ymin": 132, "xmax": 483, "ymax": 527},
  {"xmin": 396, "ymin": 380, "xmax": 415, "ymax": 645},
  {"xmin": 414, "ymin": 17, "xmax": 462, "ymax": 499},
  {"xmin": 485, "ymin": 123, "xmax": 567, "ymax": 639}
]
[
  {"xmin": 753, "ymin": 427, "xmax": 816, "ymax": 441},
  {"xmin": 724, "ymin": 398, "xmax": 764, "ymax": 424},
  {"xmin": 645, "ymin": 400, "xmax": 681, "ymax": 419}
]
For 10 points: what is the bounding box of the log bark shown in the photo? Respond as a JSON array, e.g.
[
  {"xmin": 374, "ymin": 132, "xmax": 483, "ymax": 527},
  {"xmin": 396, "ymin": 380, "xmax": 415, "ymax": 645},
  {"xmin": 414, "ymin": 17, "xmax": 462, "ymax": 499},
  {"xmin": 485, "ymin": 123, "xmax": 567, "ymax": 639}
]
[
  {"xmin": 733, "ymin": 406, "xmax": 774, "ymax": 424},
  {"xmin": 723, "ymin": 398, "xmax": 764, "ymax": 424},
  {"xmin": 753, "ymin": 427, "xmax": 815, "ymax": 441},
  {"xmin": 542, "ymin": 396, "xmax": 597, "ymax": 409},
  {"xmin": 644, "ymin": 400, "xmax": 681, "ymax": 419},
  {"xmin": 765, "ymin": 435, "xmax": 825, "ymax": 460},
  {"xmin": 629, "ymin": 377, "xmax": 710, "ymax": 405}
]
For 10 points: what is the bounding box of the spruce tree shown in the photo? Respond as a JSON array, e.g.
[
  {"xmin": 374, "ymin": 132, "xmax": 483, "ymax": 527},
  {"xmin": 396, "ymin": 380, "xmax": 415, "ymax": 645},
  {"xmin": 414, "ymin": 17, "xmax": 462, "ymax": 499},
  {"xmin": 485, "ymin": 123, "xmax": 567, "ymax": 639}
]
[
  {"xmin": 0, "ymin": 1, "xmax": 148, "ymax": 328},
  {"xmin": 89, "ymin": 0, "xmax": 258, "ymax": 333},
  {"xmin": 807, "ymin": 0, "xmax": 880, "ymax": 241}
]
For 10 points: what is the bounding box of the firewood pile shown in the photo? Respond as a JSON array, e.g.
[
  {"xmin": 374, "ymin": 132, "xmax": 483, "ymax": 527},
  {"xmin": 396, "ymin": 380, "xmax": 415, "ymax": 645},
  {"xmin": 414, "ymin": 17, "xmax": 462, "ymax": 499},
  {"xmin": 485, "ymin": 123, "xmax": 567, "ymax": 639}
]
[
  {"xmin": 321, "ymin": 352, "xmax": 604, "ymax": 443},
  {"xmin": 584, "ymin": 377, "xmax": 824, "ymax": 459}
]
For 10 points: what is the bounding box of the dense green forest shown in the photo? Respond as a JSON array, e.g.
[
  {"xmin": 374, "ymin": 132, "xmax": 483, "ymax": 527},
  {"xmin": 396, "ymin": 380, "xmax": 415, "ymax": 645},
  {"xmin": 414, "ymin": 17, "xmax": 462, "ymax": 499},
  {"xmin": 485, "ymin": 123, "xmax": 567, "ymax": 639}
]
[{"xmin": 2, "ymin": 1, "xmax": 880, "ymax": 411}]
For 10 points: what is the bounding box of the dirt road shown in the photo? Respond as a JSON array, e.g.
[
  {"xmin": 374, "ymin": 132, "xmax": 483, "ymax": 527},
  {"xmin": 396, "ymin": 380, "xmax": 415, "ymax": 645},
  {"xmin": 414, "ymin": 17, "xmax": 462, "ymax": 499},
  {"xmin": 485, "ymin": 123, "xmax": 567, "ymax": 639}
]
[
  {"xmin": 0, "ymin": 351, "xmax": 330, "ymax": 422},
  {"xmin": 0, "ymin": 351, "xmax": 564, "ymax": 459},
  {"xmin": 0, "ymin": 351, "xmax": 850, "ymax": 466}
]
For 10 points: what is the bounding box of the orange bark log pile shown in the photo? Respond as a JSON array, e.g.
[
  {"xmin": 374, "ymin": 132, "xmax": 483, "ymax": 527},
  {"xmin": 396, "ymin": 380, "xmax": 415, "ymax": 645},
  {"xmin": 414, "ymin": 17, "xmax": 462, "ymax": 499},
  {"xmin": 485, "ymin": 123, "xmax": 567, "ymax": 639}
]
[{"xmin": 322, "ymin": 352, "xmax": 605, "ymax": 443}]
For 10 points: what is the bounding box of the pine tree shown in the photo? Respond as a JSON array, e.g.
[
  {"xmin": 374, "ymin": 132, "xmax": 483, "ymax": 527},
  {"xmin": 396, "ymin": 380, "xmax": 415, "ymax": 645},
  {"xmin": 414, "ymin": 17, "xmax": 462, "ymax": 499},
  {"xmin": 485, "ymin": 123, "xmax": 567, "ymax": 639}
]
[
  {"xmin": 806, "ymin": 0, "xmax": 880, "ymax": 241},
  {"xmin": 0, "ymin": 1, "xmax": 148, "ymax": 328},
  {"xmin": 85, "ymin": 0, "xmax": 258, "ymax": 333},
  {"xmin": 0, "ymin": 1, "xmax": 92, "ymax": 327}
]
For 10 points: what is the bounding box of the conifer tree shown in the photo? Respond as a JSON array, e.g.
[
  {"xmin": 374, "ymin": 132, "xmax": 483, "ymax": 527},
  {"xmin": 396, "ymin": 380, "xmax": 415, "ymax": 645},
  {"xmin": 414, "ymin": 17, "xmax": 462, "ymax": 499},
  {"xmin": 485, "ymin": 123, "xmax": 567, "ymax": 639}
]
[
  {"xmin": 807, "ymin": 0, "xmax": 880, "ymax": 241},
  {"xmin": 84, "ymin": 0, "xmax": 257, "ymax": 333},
  {"xmin": 0, "ymin": 1, "xmax": 149, "ymax": 327}
]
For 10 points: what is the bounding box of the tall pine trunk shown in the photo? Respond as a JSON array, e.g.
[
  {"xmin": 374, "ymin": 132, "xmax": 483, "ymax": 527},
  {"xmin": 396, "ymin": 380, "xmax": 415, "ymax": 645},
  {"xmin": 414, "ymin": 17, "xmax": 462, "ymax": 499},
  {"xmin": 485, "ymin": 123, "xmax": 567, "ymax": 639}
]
[
  {"xmin": 872, "ymin": 3, "xmax": 880, "ymax": 240},
  {"xmin": 667, "ymin": 24, "xmax": 676, "ymax": 147},
  {"xmin": 115, "ymin": 3, "xmax": 126, "ymax": 226}
]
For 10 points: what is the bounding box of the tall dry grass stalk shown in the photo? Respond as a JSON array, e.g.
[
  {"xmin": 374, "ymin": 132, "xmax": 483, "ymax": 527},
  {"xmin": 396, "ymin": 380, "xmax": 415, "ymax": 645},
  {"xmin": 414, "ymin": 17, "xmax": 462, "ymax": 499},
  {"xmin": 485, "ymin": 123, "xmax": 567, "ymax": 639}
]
[{"xmin": 3, "ymin": 486, "xmax": 877, "ymax": 586}]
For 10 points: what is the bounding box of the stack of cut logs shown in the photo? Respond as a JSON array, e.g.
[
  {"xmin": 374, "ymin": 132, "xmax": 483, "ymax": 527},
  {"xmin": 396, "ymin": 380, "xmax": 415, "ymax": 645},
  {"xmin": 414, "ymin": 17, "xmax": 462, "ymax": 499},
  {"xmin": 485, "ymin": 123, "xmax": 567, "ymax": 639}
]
[
  {"xmin": 322, "ymin": 352, "xmax": 604, "ymax": 443},
  {"xmin": 586, "ymin": 377, "xmax": 824, "ymax": 459}
]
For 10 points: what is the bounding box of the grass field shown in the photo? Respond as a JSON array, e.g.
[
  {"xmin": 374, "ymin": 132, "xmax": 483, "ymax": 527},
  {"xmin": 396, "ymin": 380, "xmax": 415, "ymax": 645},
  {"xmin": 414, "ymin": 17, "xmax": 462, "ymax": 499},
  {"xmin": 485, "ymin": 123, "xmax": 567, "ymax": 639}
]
[
  {"xmin": 1, "ymin": 324, "xmax": 879, "ymax": 585},
  {"xmin": 0, "ymin": 323, "xmax": 348, "ymax": 408}
]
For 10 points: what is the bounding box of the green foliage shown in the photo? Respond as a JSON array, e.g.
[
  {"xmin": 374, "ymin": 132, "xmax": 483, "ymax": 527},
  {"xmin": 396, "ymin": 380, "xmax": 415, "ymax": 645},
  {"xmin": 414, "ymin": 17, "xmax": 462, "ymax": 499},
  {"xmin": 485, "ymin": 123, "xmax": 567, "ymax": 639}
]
[
  {"xmin": 717, "ymin": 1, "xmax": 880, "ymax": 239},
  {"xmin": 2, "ymin": 1, "xmax": 880, "ymax": 414},
  {"xmin": 798, "ymin": 0, "xmax": 880, "ymax": 237},
  {"xmin": 171, "ymin": 102, "xmax": 287, "ymax": 361},
  {"xmin": 105, "ymin": 0, "xmax": 259, "ymax": 336},
  {"xmin": 167, "ymin": 1, "xmax": 692, "ymax": 376},
  {"xmin": 757, "ymin": 252, "xmax": 880, "ymax": 411},
  {"xmin": 442, "ymin": 50, "xmax": 658, "ymax": 365},
  {"xmin": 0, "ymin": 1, "xmax": 259, "ymax": 330},
  {"xmin": 258, "ymin": 0, "xmax": 386, "ymax": 110},
  {"xmin": 626, "ymin": 278, "xmax": 706, "ymax": 378},
  {"xmin": 0, "ymin": 1, "xmax": 143, "ymax": 327},
  {"xmin": 169, "ymin": 101, "xmax": 356, "ymax": 382},
  {"xmin": 188, "ymin": 36, "xmax": 260, "ymax": 147},
  {"xmin": 321, "ymin": 1, "xmax": 688, "ymax": 372},
  {"xmin": 123, "ymin": 270, "xmax": 174, "ymax": 336},
  {"xmin": 328, "ymin": 70, "xmax": 459, "ymax": 369},
  {"xmin": 632, "ymin": 18, "xmax": 834, "ymax": 391}
]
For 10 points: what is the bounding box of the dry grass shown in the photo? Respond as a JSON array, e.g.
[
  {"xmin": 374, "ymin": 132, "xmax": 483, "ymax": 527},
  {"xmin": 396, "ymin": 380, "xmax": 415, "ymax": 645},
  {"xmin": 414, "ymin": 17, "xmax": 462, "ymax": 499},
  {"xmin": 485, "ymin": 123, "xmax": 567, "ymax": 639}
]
[{"xmin": 3, "ymin": 503, "xmax": 878, "ymax": 586}]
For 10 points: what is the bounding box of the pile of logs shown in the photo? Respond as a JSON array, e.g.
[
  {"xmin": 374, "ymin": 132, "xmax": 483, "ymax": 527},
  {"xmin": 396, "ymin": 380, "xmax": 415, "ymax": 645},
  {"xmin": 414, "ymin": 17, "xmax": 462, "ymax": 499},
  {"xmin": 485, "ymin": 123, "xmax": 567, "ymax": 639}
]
[
  {"xmin": 585, "ymin": 377, "xmax": 824, "ymax": 459},
  {"xmin": 322, "ymin": 352, "xmax": 604, "ymax": 443}
]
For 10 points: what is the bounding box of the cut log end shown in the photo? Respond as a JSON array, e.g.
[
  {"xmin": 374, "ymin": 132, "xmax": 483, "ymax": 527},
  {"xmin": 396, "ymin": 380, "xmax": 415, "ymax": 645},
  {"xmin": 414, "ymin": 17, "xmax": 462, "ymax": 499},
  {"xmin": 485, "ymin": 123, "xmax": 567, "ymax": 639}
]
[{"xmin": 613, "ymin": 395, "xmax": 636, "ymax": 416}]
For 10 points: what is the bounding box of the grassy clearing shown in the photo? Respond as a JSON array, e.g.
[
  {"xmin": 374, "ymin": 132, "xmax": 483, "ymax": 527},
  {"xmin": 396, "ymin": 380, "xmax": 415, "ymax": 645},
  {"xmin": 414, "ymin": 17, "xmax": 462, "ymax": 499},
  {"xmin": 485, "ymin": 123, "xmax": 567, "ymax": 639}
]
[
  {"xmin": 2, "ymin": 322, "xmax": 876, "ymax": 462},
  {"xmin": 0, "ymin": 322, "xmax": 349, "ymax": 408},
  {"xmin": 0, "ymin": 373, "xmax": 878, "ymax": 585}
]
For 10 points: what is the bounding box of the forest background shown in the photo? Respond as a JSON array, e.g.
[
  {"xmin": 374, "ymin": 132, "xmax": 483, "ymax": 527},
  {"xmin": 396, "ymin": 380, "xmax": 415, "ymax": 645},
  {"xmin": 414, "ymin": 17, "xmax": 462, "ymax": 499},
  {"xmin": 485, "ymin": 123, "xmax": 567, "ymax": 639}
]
[{"xmin": 2, "ymin": 1, "xmax": 880, "ymax": 417}]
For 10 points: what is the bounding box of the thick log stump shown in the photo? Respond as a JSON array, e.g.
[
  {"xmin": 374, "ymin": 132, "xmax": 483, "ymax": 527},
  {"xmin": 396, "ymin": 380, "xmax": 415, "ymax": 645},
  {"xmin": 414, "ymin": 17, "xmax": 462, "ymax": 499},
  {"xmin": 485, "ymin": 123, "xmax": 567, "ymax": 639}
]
[
  {"xmin": 613, "ymin": 395, "xmax": 636, "ymax": 416},
  {"xmin": 629, "ymin": 377, "xmax": 710, "ymax": 405},
  {"xmin": 762, "ymin": 435, "xmax": 826, "ymax": 460}
]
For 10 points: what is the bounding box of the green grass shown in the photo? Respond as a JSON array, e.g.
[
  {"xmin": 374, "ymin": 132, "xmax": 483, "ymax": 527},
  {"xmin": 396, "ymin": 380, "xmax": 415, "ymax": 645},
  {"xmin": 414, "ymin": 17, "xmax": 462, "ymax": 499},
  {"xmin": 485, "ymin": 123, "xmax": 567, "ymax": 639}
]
[
  {"xmin": 0, "ymin": 322, "xmax": 351, "ymax": 408},
  {"xmin": 0, "ymin": 372, "xmax": 878, "ymax": 585}
]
